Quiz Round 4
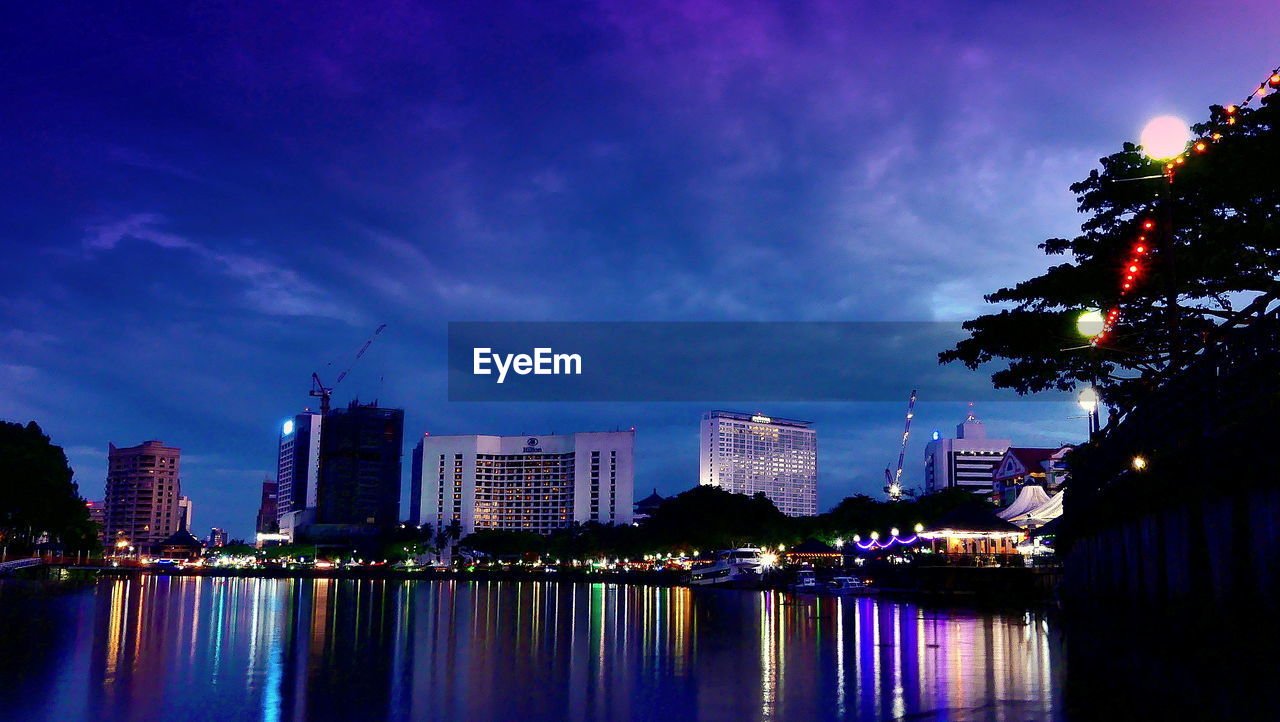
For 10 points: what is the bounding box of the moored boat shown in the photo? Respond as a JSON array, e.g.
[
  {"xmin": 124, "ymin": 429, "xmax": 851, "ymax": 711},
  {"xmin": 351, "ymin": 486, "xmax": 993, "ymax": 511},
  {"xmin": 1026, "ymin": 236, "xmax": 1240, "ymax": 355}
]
[
  {"xmin": 819, "ymin": 576, "xmax": 876, "ymax": 596},
  {"xmin": 787, "ymin": 569, "xmax": 823, "ymax": 593},
  {"xmin": 689, "ymin": 548, "xmax": 766, "ymax": 587}
]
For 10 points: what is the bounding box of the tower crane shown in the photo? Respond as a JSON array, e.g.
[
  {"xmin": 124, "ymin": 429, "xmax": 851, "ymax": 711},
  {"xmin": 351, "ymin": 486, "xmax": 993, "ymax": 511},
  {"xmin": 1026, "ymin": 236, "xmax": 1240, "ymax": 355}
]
[
  {"xmin": 310, "ymin": 324, "xmax": 387, "ymax": 414},
  {"xmin": 883, "ymin": 389, "xmax": 917, "ymax": 501}
]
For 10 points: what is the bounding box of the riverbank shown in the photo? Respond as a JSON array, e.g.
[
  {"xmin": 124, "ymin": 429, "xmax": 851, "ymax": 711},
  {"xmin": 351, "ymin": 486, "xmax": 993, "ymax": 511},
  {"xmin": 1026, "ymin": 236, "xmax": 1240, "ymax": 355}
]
[{"xmin": 24, "ymin": 562, "xmax": 1061, "ymax": 603}]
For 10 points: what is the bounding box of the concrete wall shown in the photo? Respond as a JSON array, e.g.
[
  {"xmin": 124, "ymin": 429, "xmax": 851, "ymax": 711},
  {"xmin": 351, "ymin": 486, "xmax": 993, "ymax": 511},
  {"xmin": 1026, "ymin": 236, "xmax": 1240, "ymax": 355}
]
[{"xmin": 1062, "ymin": 486, "xmax": 1280, "ymax": 610}]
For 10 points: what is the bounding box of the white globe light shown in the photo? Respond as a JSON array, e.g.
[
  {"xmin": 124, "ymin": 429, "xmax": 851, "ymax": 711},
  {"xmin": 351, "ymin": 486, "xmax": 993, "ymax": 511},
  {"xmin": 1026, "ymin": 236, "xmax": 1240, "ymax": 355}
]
[
  {"xmin": 282, "ymin": 419, "xmax": 295, "ymax": 435},
  {"xmin": 1140, "ymin": 116, "xmax": 1190, "ymax": 160},
  {"xmin": 1078, "ymin": 386, "xmax": 1100, "ymax": 412},
  {"xmin": 1076, "ymin": 309, "xmax": 1105, "ymax": 338}
]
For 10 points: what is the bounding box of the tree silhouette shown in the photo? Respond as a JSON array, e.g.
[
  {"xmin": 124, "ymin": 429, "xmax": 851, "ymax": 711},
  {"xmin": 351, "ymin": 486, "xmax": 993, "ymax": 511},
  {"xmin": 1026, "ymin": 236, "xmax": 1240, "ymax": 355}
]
[
  {"xmin": 0, "ymin": 421, "xmax": 100, "ymax": 554},
  {"xmin": 941, "ymin": 93, "xmax": 1280, "ymax": 412}
]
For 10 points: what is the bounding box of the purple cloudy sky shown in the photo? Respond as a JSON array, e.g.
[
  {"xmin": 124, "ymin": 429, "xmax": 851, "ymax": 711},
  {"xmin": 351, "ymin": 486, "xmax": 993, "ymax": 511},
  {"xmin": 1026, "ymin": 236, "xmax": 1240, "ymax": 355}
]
[{"xmin": 2, "ymin": 1, "xmax": 1277, "ymax": 537}]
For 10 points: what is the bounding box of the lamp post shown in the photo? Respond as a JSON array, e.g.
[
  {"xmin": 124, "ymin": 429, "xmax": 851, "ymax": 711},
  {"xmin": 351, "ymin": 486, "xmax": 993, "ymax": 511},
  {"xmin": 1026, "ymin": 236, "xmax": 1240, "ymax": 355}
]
[
  {"xmin": 1077, "ymin": 386, "xmax": 1100, "ymax": 436},
  {"xmin": 1139, "ymin": 116, "xmax": 1190, "ymax": 366}
]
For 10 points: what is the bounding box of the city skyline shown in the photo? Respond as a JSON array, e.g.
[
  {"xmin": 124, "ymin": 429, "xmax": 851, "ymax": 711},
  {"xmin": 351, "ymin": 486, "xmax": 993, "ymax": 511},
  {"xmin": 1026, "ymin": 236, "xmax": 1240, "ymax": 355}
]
[{"xmin": 3, "ymin": 2, "xmax": 1277, "ymax": 539}]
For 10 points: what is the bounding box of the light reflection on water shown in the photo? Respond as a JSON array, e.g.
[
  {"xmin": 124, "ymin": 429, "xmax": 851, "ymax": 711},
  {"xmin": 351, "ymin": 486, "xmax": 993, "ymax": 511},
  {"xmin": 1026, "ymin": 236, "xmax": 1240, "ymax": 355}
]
[{"xmin": 0, "ymin": 577, "xmax": 1062, "ymax": 721}]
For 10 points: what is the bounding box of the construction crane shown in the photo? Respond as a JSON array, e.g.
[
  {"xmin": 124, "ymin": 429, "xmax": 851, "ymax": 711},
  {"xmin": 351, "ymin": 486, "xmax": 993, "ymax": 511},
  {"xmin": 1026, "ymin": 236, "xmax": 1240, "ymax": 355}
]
[
  {"xmin": 310, "ymin": 324, "xmax": 387, "ymax": 413},
  {"xmin": 883, "ymin": 389, "xmax": 917, "ymax": 501}
]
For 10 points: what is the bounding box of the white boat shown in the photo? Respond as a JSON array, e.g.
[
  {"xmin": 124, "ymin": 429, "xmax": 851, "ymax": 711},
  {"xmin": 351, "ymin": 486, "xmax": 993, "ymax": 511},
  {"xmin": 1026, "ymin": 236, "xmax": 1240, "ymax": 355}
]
[
  {"xmin": 820, "ymin": 576, "xmax": 875, "ymax": 596},
  {"xmin": 689, "ymin": 548, "xmax": 765, "ymax": 587},
  {"xmin": 788, "ymin": 569, "xmax": 823, "ymax": 593}
]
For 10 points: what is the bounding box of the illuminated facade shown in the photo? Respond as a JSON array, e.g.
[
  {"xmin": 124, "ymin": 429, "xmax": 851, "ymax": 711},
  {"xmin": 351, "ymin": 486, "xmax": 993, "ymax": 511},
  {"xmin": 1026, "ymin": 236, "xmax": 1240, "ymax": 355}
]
[
  {"xmin": 698, "ymin": 411, "xmax": 817, "ymax": 516},
  {"xmin": 922, "ymin": 411, "xmax": 1011, "ymax": 495},
  {"xmin": 102, "ymin": 440, "xmax": 183, "ymax": 554},
  {"xmin": 276, "ymin": 411, "xmax": 321, "ymax": 537},
  {"xmin": 416, "ymin": 431, "xmax": 634, "ymax": 535}
]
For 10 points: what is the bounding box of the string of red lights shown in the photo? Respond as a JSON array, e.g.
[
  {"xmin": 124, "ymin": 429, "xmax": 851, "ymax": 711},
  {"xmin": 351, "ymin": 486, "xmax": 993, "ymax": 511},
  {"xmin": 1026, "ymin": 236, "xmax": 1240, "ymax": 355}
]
[{"xmin": 1090, "ymin": 65, "xmax": 1280, "ymax": 347}]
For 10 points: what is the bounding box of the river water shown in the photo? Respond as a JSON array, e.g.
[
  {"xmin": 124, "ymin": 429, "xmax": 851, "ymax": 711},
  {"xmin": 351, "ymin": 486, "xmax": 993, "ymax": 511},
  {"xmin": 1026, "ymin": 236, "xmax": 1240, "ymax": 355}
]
[{"xmin": 0, "ymin": 577, "xmax": 1065, "ymax": 721}]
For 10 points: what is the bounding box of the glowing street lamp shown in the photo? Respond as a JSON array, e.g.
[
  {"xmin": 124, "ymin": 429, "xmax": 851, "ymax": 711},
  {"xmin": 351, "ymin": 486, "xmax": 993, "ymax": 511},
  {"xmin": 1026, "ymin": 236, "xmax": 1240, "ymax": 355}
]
[
  {"xmin": 1131, "ymin": 455, "xmax": 1148, "ymax": 471},
  {"xmin": 1076, "ymin": 309, "xmax": 1105, "ymax": 338},
  {"xmin": 1140, "ymin": 116, "xmax": 1190, "ymax": 160},
  {"xmin": 1078, "ymin": 385, "xmax": 1101, "ymax": 435},
  {"xmin": 1077, "ymin": 386, "xmax": 1099, "ymax": 413}
]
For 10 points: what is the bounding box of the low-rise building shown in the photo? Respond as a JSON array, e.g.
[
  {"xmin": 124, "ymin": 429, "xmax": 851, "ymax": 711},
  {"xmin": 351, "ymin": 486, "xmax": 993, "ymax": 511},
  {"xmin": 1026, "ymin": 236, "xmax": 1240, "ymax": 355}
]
[{"xmin": 992, "ymin": 446, "xmax": 1072, "ymax": 506}]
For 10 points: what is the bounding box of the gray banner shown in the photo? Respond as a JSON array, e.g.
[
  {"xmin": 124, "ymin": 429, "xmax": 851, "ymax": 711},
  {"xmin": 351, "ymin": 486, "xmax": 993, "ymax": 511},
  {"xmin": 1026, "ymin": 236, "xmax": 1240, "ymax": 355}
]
[{"xmin": 448, "ymin": 321, "xmax": 1046, "ymax": 402}]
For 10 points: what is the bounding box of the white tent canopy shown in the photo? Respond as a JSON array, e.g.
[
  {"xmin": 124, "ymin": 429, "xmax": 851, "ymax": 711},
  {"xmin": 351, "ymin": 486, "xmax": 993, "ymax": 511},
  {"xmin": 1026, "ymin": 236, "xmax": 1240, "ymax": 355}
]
[
  {"xmin": 1009, "ymin": 490, "xmax": 1064, "ymax": 528},
  {"xmin": 997, "ymin": 485, "xmax": 1051, "ymax": 520}
]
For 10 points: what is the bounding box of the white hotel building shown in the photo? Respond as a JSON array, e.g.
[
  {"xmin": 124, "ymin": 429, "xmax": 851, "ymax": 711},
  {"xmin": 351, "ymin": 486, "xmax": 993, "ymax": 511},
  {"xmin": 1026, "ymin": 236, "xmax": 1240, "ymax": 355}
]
[
  {"xmin": 699, "ymin": 411, "xmax": 817, "ymax": 516},
  {"xmin": 416, "ymin": 431, "xmax": 634, "ymax": 536},
  {"xmin": 922, "ymin": 411, "xmax": 1011, "ymax": 495}
]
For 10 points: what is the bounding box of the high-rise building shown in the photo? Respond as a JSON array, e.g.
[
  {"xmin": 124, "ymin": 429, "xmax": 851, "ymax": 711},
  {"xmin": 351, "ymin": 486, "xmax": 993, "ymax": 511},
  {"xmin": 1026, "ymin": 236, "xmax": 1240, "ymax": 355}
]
[
  {"xmin": 103, "ymin": 440, "xmax": 183, "ymax": 554},
  {"xmin": 276, "ymin": 411, "xmax": 321, "ymax": 537},
  {"xmin": 409, "ymin": 436, "xmax": 425, "ymax": 526},
  {"xmin": 315, "ymin": 401, "xmax": 404, "ymax": 526},
  {"xmin": 255, "ymin": 479, "xmax": 278, "ymax": 534},
  {"xmin": 416, "ymin": 431, "xmax": 635, "ymax": 536},
  {"xmin": 923, "ymin": 410, "xmax": 1012, "ymax": 495},
  {"xmin": 699, "ymin": 411, "xmax": 817, "ymax": 516},
  {"xmin": 207, "ymin": 527, "xmax": 228, "ymax": 547},
  {"xmin": 178, "ymin": 495, "xmax": 193, "ymax": 531}
]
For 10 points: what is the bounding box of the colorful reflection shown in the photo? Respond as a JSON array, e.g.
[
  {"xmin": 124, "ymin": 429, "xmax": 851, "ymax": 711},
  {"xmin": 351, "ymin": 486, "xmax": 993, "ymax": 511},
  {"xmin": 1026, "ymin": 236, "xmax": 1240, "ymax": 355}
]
[{"xmin": 1, "ymin": 578, "xmax": 1063, "ymax": 721}]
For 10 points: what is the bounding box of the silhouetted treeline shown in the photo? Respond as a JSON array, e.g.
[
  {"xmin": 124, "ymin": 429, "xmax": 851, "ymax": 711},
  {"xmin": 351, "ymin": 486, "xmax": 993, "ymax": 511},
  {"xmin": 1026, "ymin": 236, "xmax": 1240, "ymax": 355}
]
[
  {"xmin": 460, "ymin": 485, "xmax": 980, "ymax": 560},
  {"xmin": 0, "ymin": 420, "xmax": 101, "ymax": 554}
]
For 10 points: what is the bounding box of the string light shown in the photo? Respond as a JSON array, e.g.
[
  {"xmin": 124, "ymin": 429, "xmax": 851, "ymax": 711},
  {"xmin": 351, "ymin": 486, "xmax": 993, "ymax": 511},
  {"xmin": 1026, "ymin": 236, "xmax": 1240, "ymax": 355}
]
[
  {"xmin": 1090, "ymin": 64, "xmax": 1279, "ymax": 348},
  {"xmin": 854, "ymin": 535, "xmax": 919, "ymax": 551}
]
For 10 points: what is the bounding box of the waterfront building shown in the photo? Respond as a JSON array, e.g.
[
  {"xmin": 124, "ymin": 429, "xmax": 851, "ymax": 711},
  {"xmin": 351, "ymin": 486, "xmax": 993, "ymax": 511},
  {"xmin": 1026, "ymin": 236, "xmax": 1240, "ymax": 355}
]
[
  {"xmin": 158, "ymin": 529, "xmax": 203, "ymax": 561},
  {"xmin": 178, "ymin": 495, "xmax": 193, "ymax": 532},
  {"xmin": 918, "ymin": 506, "xmax": 1026, "ymax": 560},
  {"xmin": 698, "ymin": 411, "xmax": 817, "ymax": 517},
  {"xmin": 255, "ymin": 479, "xmax": 278, "ymax": 534},
  {"xmin": 784, "ymin": 538, "xmax": 842, "ymax": 567},
  {"xmin": 103, "ymin": 440, "xmax": 184, "ymax": 555},
  {"xmin": 207, "ymin": 527, "xmax": 228, "ymax": 547},
  {"xmin": 416, "ymin": 430, "xmax": 634, "ymax": 536},
  {"xmin": 922, "ymin": 411, "xmax": 1011, "ymax": 495},
  {"xmin": 315, "ymin": 400, "xmax": 404, "ymax": 527},
  {"xmin": 991, "ymin": 446, "xmax": 1072, "ymax": 505},
  {"xmin": 633, "ymin": 488, "xmax": 664, "ymax": 523},
  {"xmin": 276, "ymin": 411, "xmax": 322, "ymax": 537}
]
